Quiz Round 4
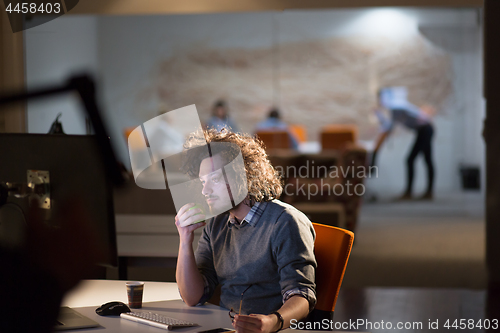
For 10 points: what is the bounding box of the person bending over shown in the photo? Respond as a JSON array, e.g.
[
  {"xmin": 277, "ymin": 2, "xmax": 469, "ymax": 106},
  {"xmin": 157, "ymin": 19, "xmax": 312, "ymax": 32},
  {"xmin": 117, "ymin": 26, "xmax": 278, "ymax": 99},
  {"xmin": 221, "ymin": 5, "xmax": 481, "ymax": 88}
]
[
  {"xmin": 174, "ymin": 129, "xmax": 316, "ymax": 333},
  {"xmin": 373, "ymin": 87, "xmax": 435, "ymax": 200}
]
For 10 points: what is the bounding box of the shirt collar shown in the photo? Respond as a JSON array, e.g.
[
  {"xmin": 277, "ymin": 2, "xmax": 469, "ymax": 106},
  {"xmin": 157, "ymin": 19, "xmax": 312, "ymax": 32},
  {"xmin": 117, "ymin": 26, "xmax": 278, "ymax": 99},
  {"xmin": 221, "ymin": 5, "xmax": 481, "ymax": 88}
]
[{"xmin": 227, "ymin": 201, "xmax": 268, "ymax": 227}]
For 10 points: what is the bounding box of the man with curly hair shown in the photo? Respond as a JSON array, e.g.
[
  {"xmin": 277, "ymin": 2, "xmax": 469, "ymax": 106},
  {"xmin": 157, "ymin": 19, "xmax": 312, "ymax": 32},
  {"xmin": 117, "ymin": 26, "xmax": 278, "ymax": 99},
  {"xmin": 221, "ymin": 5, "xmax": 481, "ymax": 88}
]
[{"xmin": 174, "ymin": 129, "xmax": 316, "ymax": 333}]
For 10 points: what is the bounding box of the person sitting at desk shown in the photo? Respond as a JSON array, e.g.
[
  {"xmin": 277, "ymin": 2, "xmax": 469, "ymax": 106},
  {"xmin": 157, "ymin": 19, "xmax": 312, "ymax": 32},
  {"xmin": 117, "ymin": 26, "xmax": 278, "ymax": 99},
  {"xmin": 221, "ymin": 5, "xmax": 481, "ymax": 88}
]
[
  {"xmin": 206, "ymin": 100, "xmax": 240, "ymax": 133},
  {"xmin": 174, "ymin": 129, "xmax": 316, "ymax": 333},
  {"xmin": 255, "ymin": 108, "xmax": 299, "ymax": 150}
]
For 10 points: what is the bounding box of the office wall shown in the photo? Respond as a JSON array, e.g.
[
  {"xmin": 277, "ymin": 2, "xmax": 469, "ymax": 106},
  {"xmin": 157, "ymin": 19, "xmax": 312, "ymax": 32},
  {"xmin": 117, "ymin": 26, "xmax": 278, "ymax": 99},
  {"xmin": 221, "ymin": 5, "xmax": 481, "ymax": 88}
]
[
  {"xmin": 96, "ymin": 8, "xmax": 483, "ymax": 196},
  {"xmin": 23, "ymin": 9, "xmax": 484, "ymax": 196},
  {"xmin": 25, "ymin": 16, "xmax": 99, "ymax": 135}
]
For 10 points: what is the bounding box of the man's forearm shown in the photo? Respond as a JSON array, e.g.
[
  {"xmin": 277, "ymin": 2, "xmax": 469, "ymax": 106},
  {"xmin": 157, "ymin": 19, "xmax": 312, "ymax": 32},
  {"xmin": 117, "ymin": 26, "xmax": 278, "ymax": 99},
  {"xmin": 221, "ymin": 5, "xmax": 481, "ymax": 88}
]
[
  {"xmin": 274, "ymin": 295, "xmax": 310, "ymax": 330},
  {"xmin": 176, "ymin": 243, "xmax": 205, "ymax": 306},
  {"xmin": 232, "ymin": 295, "xmax": 310, "ymax": 333}
]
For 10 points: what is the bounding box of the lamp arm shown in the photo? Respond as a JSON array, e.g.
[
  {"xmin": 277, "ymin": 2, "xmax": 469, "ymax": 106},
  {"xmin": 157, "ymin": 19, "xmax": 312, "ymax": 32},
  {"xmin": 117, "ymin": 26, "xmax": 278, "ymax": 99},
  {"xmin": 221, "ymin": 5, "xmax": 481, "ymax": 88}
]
[{"xmin": 0, "ymin": 75, "xmax": 128, "ymax": 187}]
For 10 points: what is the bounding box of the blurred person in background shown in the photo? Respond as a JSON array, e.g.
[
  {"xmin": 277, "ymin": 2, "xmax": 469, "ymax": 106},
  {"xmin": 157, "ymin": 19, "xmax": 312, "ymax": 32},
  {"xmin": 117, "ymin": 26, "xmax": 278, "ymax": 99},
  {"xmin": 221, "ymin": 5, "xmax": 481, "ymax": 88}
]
[
  {"xmin": 255, "ymin": 108, "xmax": 299, "ymax": 150},
  {"xmin": 206, "ymin": 100, "xmax": 239, "ymax": 133},
  {"xmin": 372, "ymin": 87, "xmax": 435, "ymax": 200}
]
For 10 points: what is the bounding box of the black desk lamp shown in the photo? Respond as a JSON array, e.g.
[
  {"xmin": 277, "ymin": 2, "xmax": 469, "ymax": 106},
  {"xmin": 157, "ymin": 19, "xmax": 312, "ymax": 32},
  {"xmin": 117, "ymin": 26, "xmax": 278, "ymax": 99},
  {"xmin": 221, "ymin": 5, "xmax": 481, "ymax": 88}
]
[{"xmin": 0, "ymin": 74, "xmax": 128, "ymax": 191}]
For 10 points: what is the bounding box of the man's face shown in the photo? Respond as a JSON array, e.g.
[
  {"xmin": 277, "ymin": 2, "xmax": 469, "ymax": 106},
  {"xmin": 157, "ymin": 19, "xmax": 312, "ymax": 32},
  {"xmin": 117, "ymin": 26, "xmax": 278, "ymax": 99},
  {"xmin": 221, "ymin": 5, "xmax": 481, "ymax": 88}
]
[
  {"xmin": 199, "ymin": 154, "xmax": 233, "ymax": 214},
  {"xmin": 215, "ymin": 106, "xmax": 226, "ymax": 119}
]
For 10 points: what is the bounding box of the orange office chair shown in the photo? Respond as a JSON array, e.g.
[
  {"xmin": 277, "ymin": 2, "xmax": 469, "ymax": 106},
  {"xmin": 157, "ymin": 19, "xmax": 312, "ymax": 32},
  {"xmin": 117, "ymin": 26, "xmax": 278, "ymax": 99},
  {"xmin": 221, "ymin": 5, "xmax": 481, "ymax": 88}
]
[
  {"xmin": 255, "ymin": 130, "xmax": 292, "ymax": 150},
  {"xmin": 289, "ymin": 124, "xmax": 307, "ymax": 143},
  {"xmin": 320, "ymin": 124, "xmax": 358, "ymax": 150},
  {"xmin": 308, "ymin": 223, "xmax": 354, "ymax": 323}
]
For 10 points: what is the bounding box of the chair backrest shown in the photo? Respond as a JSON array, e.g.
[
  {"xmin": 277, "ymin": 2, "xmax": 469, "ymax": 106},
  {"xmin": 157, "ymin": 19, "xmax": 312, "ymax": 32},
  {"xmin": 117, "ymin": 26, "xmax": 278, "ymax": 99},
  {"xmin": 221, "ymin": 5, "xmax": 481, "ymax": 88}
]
[
  {"xmin": 320, "ymin": 124, "xmax": 358, "ymax": 150},
  {"xmin": 311, "ymin": 223, "xmax": 354, "ymax": 319},
  {"xmin": 289, "ymin": 124, "xmax": 307, "ymax": 142},
  {"xmin": 255, "ymin": 130, "xmax": 291, "ymax": 150}
]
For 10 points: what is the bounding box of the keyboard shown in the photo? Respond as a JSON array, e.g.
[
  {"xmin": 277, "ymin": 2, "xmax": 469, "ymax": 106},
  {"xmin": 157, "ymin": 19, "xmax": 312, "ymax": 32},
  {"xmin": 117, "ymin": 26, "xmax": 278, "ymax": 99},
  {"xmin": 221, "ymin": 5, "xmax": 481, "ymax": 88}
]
[{"xmin": 120, "ymin": 311, "xmax": 198, "ymax": 330}]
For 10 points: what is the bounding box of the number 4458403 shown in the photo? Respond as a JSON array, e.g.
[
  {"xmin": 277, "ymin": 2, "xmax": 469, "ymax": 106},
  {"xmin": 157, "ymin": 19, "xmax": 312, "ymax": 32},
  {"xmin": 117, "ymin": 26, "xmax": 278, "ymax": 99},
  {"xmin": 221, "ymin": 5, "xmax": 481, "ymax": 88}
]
[
  {"xmin": 444, "ymin": 319, "xmax": 498, "ymax": 330},
  {"xmin": 5, "ymin": 2, "xmax": 61, "ymax": 14}
]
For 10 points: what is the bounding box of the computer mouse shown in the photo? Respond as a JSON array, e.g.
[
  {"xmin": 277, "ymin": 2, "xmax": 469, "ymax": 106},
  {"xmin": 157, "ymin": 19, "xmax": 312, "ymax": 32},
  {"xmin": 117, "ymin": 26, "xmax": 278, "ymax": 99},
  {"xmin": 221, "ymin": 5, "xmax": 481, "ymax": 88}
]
[{"xmin": 95, "ymin": 301, "xmax": 131, "ymax": 316}]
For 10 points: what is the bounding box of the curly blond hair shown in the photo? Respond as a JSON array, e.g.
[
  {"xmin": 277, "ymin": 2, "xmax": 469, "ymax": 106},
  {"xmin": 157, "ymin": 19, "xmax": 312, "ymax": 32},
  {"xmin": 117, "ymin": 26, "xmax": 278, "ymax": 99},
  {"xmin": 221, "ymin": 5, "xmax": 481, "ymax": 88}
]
[{"xmin": 181, "ymin": 128, "xmax": 282, "ymax": 202}]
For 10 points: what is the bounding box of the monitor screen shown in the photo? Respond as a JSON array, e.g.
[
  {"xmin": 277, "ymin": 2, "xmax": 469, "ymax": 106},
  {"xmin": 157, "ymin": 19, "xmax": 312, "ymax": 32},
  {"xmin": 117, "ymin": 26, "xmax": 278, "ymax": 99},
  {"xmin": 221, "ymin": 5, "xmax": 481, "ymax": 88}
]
[{"xmin": 0, "ymin": 133, "xmax": 117, "ymax": 267}]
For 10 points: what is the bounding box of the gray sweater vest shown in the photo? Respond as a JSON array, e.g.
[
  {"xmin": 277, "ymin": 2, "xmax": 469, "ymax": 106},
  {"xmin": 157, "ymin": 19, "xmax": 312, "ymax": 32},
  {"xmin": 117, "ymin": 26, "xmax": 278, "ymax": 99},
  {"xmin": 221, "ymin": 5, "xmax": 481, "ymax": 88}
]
[{"xmin": 195, "ymin": 200, "xmax": 317, "ymax": 315}]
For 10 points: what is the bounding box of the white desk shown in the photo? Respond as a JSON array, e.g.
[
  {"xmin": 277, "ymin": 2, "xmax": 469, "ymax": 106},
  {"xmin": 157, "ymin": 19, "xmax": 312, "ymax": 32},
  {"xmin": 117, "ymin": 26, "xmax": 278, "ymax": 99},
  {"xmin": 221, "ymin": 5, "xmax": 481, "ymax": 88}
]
[
  {"xmin": 62, "ymin": 280, "xmax": 181, "ymax": 308},
  {"xmin": 61, "ymin": 280, "xmax": 232, "ymax": 333},
  {"xmin": 67, "ymin": 299, "xmax": 233, "ymax": 333},
  {"xmin": 62, "ymin": 280, "xmax": 355, "ymax": 333}
]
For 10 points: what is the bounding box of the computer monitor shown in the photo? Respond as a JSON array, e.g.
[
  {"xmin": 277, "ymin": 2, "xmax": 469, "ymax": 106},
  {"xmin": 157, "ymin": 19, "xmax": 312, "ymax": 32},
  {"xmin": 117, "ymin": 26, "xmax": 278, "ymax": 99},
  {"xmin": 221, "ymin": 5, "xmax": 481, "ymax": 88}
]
[{"xmin": 0, "ymin": 133, "xmax": 117, "ymax": 267}]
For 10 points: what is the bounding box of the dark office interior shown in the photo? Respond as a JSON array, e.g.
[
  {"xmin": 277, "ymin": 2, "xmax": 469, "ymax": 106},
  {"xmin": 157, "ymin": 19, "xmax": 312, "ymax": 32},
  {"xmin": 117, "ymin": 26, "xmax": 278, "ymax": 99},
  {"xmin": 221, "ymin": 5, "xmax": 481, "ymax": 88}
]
[{"xmin": 2, "ymin": 0, "xmax": 500, "ymax": 332}]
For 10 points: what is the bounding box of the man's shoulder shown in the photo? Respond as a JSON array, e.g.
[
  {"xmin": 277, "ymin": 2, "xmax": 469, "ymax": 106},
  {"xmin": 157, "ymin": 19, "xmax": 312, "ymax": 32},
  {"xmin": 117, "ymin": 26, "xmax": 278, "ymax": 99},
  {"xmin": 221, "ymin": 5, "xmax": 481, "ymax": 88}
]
[
  {"xmin": 265, "ymin": 200, "xmax": 311, "ymax": 223},
  {"xmin": 264, "ymin": 200, "xmax": 315, "ymax": 241},
  {"xmin": 266, "ymin": 199, "xmax": 295, "ymax": 212}
]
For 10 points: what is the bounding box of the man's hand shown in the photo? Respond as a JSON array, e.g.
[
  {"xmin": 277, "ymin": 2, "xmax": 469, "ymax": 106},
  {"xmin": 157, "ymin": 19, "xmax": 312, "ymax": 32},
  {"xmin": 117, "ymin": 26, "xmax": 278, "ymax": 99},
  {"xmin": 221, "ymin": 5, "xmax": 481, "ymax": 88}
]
[
  {"xmin": 175, "ymin": 203, "xmax": 206, "ymax": 245},
  {"xmin": 175, "ymin": 203, "xmax": 207, "ymax": 306},
  {"xmin": 232, "ymin": 296, "xmax": 309, "ymax": 333},
  {"xmin": 232, "ymin": 314, "xmax": 278, "ymax": 333}
]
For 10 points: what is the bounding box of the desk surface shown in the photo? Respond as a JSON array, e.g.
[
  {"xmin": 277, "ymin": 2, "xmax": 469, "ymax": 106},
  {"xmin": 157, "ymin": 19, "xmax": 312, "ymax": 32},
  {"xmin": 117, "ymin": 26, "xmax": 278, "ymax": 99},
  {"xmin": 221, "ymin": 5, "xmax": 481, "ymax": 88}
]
[
  {"xmin": 68, "ymin": 299, "xmax": 234, "ymax": 333},
  {"xmin": 62, "ymin": 280, "xmax": 181, "ymax": 308},
  {"xmin": 61, "ymin": 280, "xmax": 490, "ymax": 333},
  {"xmin": 62, "ymin": 280, "xmax": 361, "ymax": 333}
]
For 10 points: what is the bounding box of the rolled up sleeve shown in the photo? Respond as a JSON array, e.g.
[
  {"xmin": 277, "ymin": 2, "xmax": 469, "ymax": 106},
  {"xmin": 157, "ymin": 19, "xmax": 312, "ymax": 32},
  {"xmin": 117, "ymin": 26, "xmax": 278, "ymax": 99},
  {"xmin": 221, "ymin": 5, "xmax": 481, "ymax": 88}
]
[{"xmin": 272, "ymin": 212, "xmax": 317, "ymax": 312}]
